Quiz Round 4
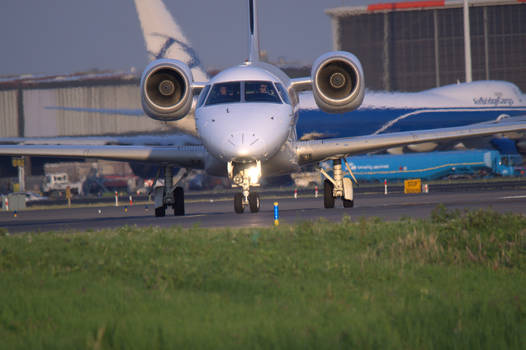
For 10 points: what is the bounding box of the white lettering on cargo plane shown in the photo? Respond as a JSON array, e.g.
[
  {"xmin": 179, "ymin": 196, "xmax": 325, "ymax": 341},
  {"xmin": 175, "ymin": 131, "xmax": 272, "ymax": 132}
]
[{"xmin": 473, "ymin": 93, "xmax": 514, "ymax": 106}]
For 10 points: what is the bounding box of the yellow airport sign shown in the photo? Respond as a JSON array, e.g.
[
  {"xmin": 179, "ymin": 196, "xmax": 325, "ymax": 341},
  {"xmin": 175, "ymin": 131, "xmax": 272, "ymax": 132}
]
[
  {"xmin": 11, "ymin": 157, "xmax": 24, "ymax": 168},
  {"xmin": 404, "ymin": 179, "xmax": 422, "ymax": 194}
]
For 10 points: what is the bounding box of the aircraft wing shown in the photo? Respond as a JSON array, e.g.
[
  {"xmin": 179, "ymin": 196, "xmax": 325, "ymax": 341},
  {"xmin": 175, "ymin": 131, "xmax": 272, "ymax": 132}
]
[
  {"xmin": 0, "ymin": 144, "xmax": 206, "ymax": 168},
  {"xmin": 295, "ymin": 117, "xmax": 526, "ymax": 164},
  {"xmin": 0, "ymin": 134, "xmax": 201, "ymax": 146}
]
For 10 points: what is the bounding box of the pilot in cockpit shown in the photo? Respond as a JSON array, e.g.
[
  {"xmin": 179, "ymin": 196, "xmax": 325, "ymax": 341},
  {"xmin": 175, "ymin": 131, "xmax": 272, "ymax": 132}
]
[
  {"xmin": 219, "ymin": 85, "xmax": 228, "ymax": 97},
  {"xmin": 258, "ymin": 83, "xmax": 268, "ymax": 95}
]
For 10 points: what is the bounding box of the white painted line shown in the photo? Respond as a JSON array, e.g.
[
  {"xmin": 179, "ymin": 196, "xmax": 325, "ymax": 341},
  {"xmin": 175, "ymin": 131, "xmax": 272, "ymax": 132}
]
[
  {"xmin": 500, "ymin": 195, "xmax": 526, "ymax": 199},
  {"xmin": 183, "ymin": 214, "xmax": 207, "ymax": 218}
]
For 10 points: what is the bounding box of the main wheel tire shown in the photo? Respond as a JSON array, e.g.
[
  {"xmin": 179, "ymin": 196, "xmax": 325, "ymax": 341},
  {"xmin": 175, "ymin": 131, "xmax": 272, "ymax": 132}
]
[
  {"xmin": 248, "ymin": 192, "xmax": 260, "ymax": 213},
  {"xmin": 342, "ymin": 198, "xmax": 354, "ymax": 208},
  {"xmin": 173, "ymin": 186, "xmax": 185, "ymax": 216},
  {"xmin": 324, "ymin": 179, "xmax": 335, "ymax": 209},
  {"xmin": 234, "ymin": 193, "xmax": 244, "ymax": 214},
  {"xmin": 155, "ymin": 206, "xmax": 166, "ymax": 217}
]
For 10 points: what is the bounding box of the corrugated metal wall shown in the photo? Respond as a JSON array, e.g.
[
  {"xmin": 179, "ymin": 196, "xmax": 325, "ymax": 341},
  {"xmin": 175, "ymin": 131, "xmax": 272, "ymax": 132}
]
[
  {"xmin": 23, "ymin": 84, "xmax": 167, "ymax": 137},
  {"xmin": 331, "ymin": 2, "xmax": 526, "ymax": 92},
  {"xmin": 0, "ymin": 90, "xmax": 19, "ymax": 137}
]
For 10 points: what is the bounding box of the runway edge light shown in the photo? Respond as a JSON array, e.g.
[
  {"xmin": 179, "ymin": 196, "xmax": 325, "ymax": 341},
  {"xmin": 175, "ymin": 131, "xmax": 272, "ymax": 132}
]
[{"xmin": 274, "ymin": 202, "xmax": 279, "ymax": 226}]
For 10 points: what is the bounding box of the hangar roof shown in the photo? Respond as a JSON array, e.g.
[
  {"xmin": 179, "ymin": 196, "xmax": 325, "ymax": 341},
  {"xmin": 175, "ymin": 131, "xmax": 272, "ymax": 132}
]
[
  {"xmin": 326, "ymin": 0, "xmax": 525, "ymax": 17},
  {"xmin": 0, "ymin": 71, "xmax": 138, "ymax": 91}
]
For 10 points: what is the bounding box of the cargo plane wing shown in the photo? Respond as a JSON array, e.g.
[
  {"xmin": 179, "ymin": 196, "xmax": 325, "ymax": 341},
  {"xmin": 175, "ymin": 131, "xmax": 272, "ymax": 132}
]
[{"xmin": 1, "ymin": 0, "xmax": 526, "ymax": 216}]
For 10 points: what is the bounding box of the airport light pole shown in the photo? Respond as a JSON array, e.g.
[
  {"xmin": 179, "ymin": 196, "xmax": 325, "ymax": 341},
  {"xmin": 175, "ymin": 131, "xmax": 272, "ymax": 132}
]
[
  {"xmin": 464, "ymin": 0, "xmax": 472, "ymax": 83},
  {"xmin": 18, "ymin": 164, "xmax": 25, "ymax": 192}
]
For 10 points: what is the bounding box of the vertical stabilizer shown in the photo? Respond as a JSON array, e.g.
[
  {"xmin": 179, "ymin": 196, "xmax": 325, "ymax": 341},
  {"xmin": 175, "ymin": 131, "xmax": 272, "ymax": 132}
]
[
  {"xmin": 248, "ymin": 0, "xmax": 260, "ymax": 62},
  {"xmin": 134, "ymin": 0, "xmax": 208, "ymax": 81}
]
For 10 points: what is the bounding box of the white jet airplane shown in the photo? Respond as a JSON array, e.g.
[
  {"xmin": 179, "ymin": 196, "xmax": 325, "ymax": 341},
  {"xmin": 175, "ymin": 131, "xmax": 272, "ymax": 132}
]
[{"xmin": 1, "ymin": 0, "xmax": 526, "ymax": 217}]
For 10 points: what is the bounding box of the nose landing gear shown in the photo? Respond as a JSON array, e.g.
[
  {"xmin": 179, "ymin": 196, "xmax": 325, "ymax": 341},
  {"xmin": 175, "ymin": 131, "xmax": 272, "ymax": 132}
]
[
  {"xmin": 229, "ymin": 160, "xmax": 261, "ymax": 214},
  {"xmin": 233, "ymin": 192, "xmax": 260, "ymax": 213}
]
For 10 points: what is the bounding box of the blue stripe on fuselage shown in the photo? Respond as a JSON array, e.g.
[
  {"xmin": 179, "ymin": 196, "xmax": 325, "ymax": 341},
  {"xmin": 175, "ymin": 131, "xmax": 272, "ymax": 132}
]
[{"xmin": 296, "ymin": 107, "xmax": 526, "ymax": 139}]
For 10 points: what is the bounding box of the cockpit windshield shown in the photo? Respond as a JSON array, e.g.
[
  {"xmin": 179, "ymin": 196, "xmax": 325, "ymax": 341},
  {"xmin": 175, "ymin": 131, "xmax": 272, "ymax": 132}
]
[
  {"xmin": 245, "ymin": 81, "xmax": 281, "ymax": 104},
  {"xmin": 204, "ymin": 81, "xmax": 283, "ymax": 106},
  {"xmin": 205, "ymin": 82, "xmax": 241, "ymax": 106}
]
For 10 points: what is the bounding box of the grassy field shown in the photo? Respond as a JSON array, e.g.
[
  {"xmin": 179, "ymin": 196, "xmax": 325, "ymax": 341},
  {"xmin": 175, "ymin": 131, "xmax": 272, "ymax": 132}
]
[{"xmin": 0, "ymin": 206, "xmax": 525, "ymax": 349}]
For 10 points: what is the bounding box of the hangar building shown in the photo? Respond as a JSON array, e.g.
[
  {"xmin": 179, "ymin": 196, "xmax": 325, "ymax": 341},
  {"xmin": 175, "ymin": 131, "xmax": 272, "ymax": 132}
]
[
  {"xmin": 0, "ymin": 72, "xmax": 170, "ymax": 179},
  {"xmin": 0, "ymin": 71, "xmax": 166, "ymax": 138},
  {"xmin": 326, "ymin": 0, "xmax": 526, "ymax": 92}
]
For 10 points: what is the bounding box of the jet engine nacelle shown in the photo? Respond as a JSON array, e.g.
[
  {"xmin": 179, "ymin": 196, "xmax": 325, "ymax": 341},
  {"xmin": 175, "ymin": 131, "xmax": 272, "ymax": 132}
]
[
  {"xmin": 311, "ymin": 51, "xmax": 364, "ymax": 114},
  {"xmin": 140, "ymin": 59, "xmax": 193, "ymax": 121}
]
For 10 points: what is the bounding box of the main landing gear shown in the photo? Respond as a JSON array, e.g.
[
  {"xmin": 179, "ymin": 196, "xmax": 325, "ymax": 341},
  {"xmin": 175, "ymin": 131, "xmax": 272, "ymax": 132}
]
[
  {"xmin": 320, "ymin": 158, "xmax": 357, "ymax": 209},
  {"xmin": 229, "ymin": 160, "xmax": 261, "ymax": 214},
  {"xmin": 152, "ymin": 166, "xmax": 186, "ymax": 217}
]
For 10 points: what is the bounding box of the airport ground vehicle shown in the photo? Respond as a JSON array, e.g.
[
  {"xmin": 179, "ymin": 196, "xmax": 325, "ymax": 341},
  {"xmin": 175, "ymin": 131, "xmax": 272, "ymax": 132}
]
[
  {"xmin": 344, "ymin": 150, "xmax": 524, "ymax": 182},
  {"xmin": 41, "ymin": 173, "xmax": 83, "ymax": 196},
  {"xmin": 1, "ymin": 191, "xmax": 48, "ymax": 211},
  {"xmin": 294, "ymin": 150, "xmax": 524, "ymax": 187},
  {"xmin": 20, "ymin": 191, "xmax": 49, "ymax": 202},
  {"xmin": 82, "ymin": 174, "xmax": 139, "ymax": 195}
]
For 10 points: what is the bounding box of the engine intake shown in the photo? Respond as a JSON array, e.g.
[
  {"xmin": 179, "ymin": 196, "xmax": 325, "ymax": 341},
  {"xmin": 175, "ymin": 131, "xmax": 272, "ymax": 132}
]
[
  {"xmin": 311, "ymin": 51, "xmax": 364, "ymax": 114},
  {"xmin": 140, "ymin": 59, "xmax": 193, "ymax": 121}
]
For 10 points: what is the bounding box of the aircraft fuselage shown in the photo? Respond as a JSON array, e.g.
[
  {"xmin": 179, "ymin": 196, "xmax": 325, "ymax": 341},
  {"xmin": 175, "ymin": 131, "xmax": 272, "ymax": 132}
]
[{"xmin": 195, "ymin": 62, "xmax": 300, "ymax": 177}]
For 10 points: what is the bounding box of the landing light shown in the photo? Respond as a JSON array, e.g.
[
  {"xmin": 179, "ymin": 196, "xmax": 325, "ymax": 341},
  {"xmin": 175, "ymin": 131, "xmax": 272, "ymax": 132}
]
[
  {"xmin": 247, "ymin": 161, "xmax": 262, "ymax": 184},
  {"xmin": 238, "ymin": 148, "xmax": 249, "ymax": 157}
]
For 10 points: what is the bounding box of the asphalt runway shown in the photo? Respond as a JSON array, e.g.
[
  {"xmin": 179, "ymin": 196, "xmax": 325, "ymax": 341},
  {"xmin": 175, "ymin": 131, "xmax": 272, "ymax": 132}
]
[{"xmin": 1, "ymin": 189, "xmax": 526, "ymax": 234}]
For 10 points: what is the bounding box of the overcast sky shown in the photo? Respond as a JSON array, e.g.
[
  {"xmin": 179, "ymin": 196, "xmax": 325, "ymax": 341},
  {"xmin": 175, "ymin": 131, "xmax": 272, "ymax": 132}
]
[{"xmin": 0, "ymin": 0, "xmax": 398, "ymax": 76}]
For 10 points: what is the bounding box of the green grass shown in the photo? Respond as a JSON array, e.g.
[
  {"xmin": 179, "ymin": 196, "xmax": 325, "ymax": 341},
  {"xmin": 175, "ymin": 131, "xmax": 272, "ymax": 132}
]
[{"xmin": 0, "ymin": 206, "xmax": 525, "ymax": 349}]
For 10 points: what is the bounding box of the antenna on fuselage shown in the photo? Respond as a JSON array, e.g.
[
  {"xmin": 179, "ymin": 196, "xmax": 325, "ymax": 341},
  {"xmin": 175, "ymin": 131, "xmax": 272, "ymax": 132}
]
[{"xmin": 248, "ymin": 0, "xmax": 260, "ymax": 62}]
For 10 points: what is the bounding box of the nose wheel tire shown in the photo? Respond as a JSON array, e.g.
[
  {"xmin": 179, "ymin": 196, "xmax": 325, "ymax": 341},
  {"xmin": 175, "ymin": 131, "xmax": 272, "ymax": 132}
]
[
  {"xmin": 248, "ymin": 192, "xmax": 260, "ymax": 213},
  {"xmin": 324, "ymin": 179, "xmax": 335, "ymax": 209},
  {"xmin": 234, "ymin": 193, "xmax": 244, "ymax": 213}
]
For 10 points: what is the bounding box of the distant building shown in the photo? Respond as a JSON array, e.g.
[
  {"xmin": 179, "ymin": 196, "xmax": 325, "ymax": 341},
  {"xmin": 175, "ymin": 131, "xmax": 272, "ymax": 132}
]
[
  {"xmin": 0, "ymin": 71, "xmax": 168, "ymax": 178},
  {"xmin": 326, "ymin": 0, "xmax": 526, "ymax": 92},
  {"xmin": 0, "ymin": 71, "xmax": 167, "ymax": 139}
]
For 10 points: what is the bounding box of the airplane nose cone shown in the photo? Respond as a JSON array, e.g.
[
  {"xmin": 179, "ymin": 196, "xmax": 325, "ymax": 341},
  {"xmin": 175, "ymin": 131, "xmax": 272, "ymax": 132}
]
[
  {"xmin": 224, "ymin": 131, "xmax": 268, "ymax": 161},
  {"xmin": 196, "ymin": 103, "xmax": 293, "ymax": 163}
]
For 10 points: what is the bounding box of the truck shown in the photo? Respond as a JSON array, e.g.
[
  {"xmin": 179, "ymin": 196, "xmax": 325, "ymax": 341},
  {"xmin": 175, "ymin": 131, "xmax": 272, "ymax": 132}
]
[
  {"xmin": 292, "ymin": 150, "xmax": 524, "ymax": 188},
  {"xmin": 41, "ymin": 173, "xmax": 83, "ymax": 196},
  {"xmin": 343, "ymin": 150, "xmax": 524, "ymax": 182}
]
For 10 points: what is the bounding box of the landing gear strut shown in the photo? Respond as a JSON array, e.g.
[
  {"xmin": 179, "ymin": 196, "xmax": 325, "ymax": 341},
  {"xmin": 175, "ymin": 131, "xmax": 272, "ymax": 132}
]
[
  {"xmin": 153, "ymin": 166, "xmax": 186, "ymax": 217},
  {"xmin": 321, "ymin": 158, "xmax": 356, "ymax": 208},
  {"xmin": 228, "ymin": 160, "xmax": 261, "ymax": 214}
]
